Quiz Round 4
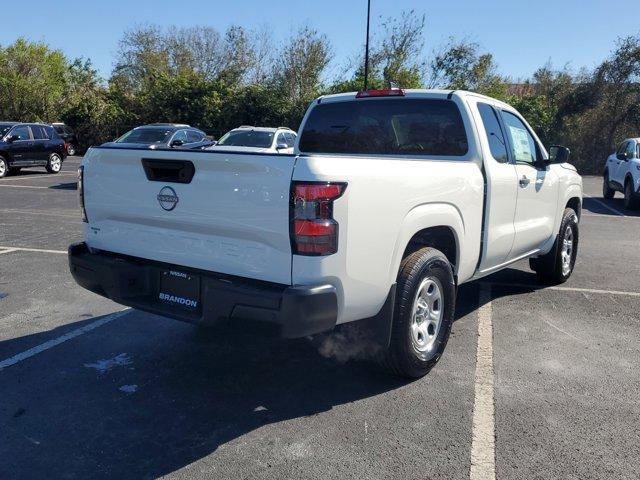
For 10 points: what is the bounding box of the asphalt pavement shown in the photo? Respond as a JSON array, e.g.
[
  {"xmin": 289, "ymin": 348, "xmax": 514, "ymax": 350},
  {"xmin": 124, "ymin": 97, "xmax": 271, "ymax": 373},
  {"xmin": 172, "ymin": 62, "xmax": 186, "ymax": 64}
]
[{"xmin": 1, "ymin": 159, "xmax": 638, "ymax": 479}]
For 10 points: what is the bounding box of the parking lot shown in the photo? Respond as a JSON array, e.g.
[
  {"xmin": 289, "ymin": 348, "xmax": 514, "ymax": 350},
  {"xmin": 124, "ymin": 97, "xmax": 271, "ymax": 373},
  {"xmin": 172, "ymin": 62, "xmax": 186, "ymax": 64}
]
[{"xmin": 0, "ymin": 157, "xmax": 639, "ymax": 479}]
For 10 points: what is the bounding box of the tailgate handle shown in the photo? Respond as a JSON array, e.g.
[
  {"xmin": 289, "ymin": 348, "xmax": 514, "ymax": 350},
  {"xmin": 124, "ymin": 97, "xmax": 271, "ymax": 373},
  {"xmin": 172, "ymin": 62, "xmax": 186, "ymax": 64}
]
[{"xmin": 141, "ymin": 159, "xmax": 195, "ymax": 184}]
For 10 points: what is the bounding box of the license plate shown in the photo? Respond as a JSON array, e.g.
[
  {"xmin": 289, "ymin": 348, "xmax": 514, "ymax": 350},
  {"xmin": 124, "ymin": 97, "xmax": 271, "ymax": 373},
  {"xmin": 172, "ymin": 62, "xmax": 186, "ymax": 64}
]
[{"xmin": 158, "ymin": 269, "xmax": 200, "ymax": 310}]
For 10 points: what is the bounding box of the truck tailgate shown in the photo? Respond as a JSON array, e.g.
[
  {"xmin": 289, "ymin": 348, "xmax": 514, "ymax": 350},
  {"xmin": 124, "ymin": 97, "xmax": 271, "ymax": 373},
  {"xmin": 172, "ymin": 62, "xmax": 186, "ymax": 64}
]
[{"xmin": 83, "ymin": 147, "xmax": 295, "ymax": 285}]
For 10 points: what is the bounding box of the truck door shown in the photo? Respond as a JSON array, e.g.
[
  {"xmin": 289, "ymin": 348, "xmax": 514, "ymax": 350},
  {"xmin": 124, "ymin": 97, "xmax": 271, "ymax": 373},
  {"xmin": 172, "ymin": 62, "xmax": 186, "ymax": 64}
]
[
  {"xmin": 472, "ymin": 101, "xmax": 519, "ymax": 271},
  {"xmin": 500, "ymin": 110, "xmax": 560, "ymax": 259}
]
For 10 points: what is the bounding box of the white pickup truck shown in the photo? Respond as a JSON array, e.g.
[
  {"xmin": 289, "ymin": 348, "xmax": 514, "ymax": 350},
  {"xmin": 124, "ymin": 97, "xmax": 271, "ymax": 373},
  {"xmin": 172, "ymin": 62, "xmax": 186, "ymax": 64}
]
[{"xmin": 69, "ymin": 89, "xmax": 582, "ymax": 378}]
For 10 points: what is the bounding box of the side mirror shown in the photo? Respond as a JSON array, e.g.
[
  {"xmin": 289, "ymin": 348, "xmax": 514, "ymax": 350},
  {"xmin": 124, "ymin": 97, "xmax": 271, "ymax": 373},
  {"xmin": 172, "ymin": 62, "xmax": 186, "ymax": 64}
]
[
  {"xmin": 276, "ymin": 142, "xmax": 288, "ymax": 150},
  {"xmin": 170, "ymin": 139, "xmax": 184, "ymax": 147},
  {"xmin": 617, "ymin": 152, "xmax": 629, "ymax": 161},
  {"xmin": 6, "ymin": 135, "xmax": 19, "ymax": 143},
  {"xmin": 549, "ymin": 145, "xmax": 571, "ymax": 164}
]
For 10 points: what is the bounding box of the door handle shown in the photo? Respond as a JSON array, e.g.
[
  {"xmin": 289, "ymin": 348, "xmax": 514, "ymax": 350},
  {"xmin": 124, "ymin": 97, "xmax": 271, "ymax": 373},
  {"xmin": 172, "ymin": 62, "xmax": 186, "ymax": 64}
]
[{"xmin": 519, "ymin": 175, "xmax": 530, "ymax": 187}]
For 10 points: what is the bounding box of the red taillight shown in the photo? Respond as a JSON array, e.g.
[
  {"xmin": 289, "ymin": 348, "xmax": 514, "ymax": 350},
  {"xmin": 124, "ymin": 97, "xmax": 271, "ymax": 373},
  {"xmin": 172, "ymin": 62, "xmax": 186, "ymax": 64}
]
[
  {"xmin": 290, "ymin": 182, "xmax": 346, "ymax": 256},
  {"xmin": 355, "ymin": 88, "xmax": 405, "ymax": 98}
]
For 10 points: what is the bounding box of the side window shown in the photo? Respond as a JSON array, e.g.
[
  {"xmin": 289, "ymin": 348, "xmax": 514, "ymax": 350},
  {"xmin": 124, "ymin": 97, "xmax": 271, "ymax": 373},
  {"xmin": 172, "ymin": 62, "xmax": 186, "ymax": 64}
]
[
  {"xmin": 625, "ymin": 141, "xmax": 636, "ymax": 158},
  {"xmin": 31, "ymin": 126, "xmax": 45, "ymax": 140},
  {"xmin": 45, "ymin": 126, "xmax": 59, "ymax": 139},
  {"xmin": 617, "ymin": 141, "xmax": 628, "ymax": 155},
  {"xmin": 285, "ymin": 132, "xmax": 296, "ymax": 146},
  {"xmin": 173, "ymin": 130, "xmax": 188, "ymax": 143},
  {"xmin": 186, "ymin": 130, "xmax": 203, "ymax": 143},
  {"xmin": 277, "ymin": 132, "xmax": 288, "ymax": 147},
  {"xmin": 501, "ymin": 111, "xmax": 540, "ymax": 166},
  {"xmin": 477, "ymin": 103, "xmax": 508, "ymax": 163},
  {"xmin": 10, "ymin": 125, "xmax": 31, "ymax": 140}
]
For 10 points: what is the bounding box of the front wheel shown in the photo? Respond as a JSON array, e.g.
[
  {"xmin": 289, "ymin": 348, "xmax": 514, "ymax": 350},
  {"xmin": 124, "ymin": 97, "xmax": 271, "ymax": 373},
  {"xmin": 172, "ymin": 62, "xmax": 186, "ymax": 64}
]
[
  {"xmin": 0, "ymin": 156, "xmax": 8, "ymax": 178},
  {"xmin": 530, "ymin": 208, "xmax": 579, "ymax": 284},
  {"xmin": 603, "ymin": 172, "xmax": 615, "ymax": 199},
  {"xmin": 379, "ymin": 247, "xmax": 456, "ymax": 378},
  {"xmin": 46, "ymin": 153, "xmax": 62, "ymax": 174}
]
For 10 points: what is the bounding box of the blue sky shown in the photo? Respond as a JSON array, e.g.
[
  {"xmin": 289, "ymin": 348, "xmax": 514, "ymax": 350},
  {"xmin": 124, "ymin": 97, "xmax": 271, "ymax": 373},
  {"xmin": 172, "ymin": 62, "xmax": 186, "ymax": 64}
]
[{"xmin": 2, "ymin": 0, "xmax": 638, "ymax": 81}]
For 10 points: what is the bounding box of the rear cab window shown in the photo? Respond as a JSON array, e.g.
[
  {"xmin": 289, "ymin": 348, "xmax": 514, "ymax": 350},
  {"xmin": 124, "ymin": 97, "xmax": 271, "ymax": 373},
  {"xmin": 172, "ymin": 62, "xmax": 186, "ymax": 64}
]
[{"xmin": 299, "ymin": 98, "xmax": 469, "ymax": 156}]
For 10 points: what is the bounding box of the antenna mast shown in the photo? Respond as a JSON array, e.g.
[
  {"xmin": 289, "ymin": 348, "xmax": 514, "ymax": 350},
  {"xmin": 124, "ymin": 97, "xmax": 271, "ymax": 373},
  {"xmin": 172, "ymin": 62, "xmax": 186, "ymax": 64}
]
[{"xmin": 363, "ymin": 0, "xmax": 371, "ymax": 90}]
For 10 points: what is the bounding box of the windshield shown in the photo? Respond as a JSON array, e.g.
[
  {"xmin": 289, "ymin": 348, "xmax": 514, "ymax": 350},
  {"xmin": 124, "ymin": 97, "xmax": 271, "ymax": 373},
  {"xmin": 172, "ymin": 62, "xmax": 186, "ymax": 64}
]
[
  {"xmin": 116, "ymin": 128, "xmax": 172, "ymax": 144},
  {"xmin": 299, "ymin": 98, "xmax": 468, "ymax": 156},
  {"xmin": 217, "ymin": 130, "xmax": 274, "ymax": 148}
]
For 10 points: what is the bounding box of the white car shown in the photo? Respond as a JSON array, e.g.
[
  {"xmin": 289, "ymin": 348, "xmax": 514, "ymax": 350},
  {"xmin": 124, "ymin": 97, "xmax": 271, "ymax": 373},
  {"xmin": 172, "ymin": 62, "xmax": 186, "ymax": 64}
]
[
  {"xmin": 70, "ymin": 89, "xmax": 582, "ymax": 378},
  {"xmin": 208, "ymin": 126, "xmax": 296, "ymax": 154},
  {"xmin": 603, "ymin": 138, "xmax": 640, "ymax": 209}
]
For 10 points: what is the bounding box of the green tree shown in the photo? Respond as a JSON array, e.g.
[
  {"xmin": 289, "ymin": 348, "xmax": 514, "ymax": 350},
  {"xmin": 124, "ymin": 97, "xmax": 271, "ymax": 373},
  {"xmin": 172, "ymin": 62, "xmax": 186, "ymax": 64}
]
[
  {"xmin": 0, "ymin": 39, "xmax": 67, "ymax": 121},
  {"xmin": 428, "ymin": 38, "xmax": 506, "ymax": 97}
]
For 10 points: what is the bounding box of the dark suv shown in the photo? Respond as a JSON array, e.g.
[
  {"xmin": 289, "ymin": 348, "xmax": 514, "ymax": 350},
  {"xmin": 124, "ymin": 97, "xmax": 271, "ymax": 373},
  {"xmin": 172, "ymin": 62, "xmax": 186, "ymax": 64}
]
[
  {"xmin": 52, "ymin": 123, "xmax": 79, "ymax": 156},
  {"xmin": 0, "ymin": 123, "xmax": 67, "ymax": 178}
]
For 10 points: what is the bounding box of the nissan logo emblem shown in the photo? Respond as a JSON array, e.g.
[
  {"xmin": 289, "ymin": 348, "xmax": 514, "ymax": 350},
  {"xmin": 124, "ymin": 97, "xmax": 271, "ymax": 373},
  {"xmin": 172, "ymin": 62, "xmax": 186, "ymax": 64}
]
[{"xmin": 157, "ymin": 186, "xmax": 179, "ymax": 211}]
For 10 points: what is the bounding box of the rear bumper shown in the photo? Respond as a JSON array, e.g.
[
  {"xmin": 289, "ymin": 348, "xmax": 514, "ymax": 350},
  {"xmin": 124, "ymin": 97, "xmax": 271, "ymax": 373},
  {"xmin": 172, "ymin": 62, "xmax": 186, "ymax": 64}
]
[{"xmin": 68, "ymin": 242, "xmax": 338, "ymax": 338}]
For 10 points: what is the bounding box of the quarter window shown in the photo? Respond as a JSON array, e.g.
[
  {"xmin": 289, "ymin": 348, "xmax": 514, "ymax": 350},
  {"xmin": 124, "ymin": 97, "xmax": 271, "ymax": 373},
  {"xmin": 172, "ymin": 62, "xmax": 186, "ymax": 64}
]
[
  {"xmin": 477, "ymin": 103, "xmax": 508, "ymax": 163},
  {"xmin": 501, "ymin": 111, "xmax": 540, "ymax": 166}
]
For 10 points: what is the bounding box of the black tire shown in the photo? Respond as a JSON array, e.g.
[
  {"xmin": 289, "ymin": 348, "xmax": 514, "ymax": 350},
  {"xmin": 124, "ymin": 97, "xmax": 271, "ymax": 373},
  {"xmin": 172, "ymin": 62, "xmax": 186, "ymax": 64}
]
[
  {"xmin": 529, "ymin": 208, "xmax": 579, "ymax": 284},
  {"xmin": 379, "ymin": 247, "xmax": 456, "ymax": 378},
  {"xmin": 66, "ymin": 143, "xmax": 76, "ymax": 156},
  {"xmin": 624, "ymin": 178, "xmax": 640, "ymax": 210},
  {"xmin": 46, "ymin": 153, "xmax": 62, "ymax": 174},
  {"xmin": 602, "ymin": 171, "xmax": 615, "ymax": 199},
  {"xmin": 0, "ymin": 156, "xmax": 8, "ymax": 178}
]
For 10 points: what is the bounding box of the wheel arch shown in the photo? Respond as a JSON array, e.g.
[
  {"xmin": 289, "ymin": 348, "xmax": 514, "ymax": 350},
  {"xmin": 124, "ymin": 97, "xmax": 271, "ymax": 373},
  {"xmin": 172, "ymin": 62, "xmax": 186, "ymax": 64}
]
[
  {"xmin": 565, "ymin": 196, "xmax": 582, "ymax": 220},
  {"xmin": 389, "ymin": 203, "xmax": 464, "ymax": 286}
]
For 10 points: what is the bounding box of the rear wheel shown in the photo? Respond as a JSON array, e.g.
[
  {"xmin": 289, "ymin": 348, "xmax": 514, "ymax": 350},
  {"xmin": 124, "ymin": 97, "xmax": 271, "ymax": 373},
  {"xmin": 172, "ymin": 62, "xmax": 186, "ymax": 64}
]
[
  {"xmin": 624, "ymin": 179, "xmax": 640, "ymax": 210},
  {"xmin": 0, "ymin": 156, "xmax": 8, "ymax": 178},
  {"xmin": 602, "ymin": 171, "xmax": 615, "ymax": 199},
  {"xmin": 46, "ymin": 153, "xmax": 62, "ymax": 174},
  {"xmin": 379, "ymin": 247, "xmax": 456, "ymax": 378},
  {"xmin": 530, "ymin": 208, "xmax": 579, "ymax": 284},
  {"xmin": 66, "ymin": 143, "xmax": 76, "ymax": 156}
]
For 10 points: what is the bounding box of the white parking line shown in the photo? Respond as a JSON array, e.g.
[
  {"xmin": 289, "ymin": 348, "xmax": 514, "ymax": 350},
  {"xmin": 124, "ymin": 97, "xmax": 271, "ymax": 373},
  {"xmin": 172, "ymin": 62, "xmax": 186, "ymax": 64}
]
[
  {"xmin": 584, "ymin": 195, "xmax": 626, "ymax": 216},
  {"xmin": 0, "ymin": 172, "xmax": 76, "ymax": 181},
  {"xmin": 485, "ymin": 282, "xmax": 640, "ymax": 298},
  {"xmin": 0, "ymin": 310, "xmax": 130, "ymax": 371},
  {"xmin": 0, "ymin": 245, "xmax": 67, "ymax": 254},
  {"xmin": 470, "ymin": 284, "xmax": 496, "ymax": 480},
  {"xmin": 0, "ymin": 248, "xmax": 18, "ymax": 255},
  {"xmin": 0, "ymin": 209, "xmax": 79, "ymax": 219},
  {"xmin": 0, "ymin": 184, "xmax": 49, "ymax": 189}
]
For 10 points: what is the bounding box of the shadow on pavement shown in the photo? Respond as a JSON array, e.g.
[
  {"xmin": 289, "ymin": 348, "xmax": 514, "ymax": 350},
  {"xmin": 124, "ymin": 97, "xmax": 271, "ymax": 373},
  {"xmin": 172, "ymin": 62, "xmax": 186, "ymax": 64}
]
[
  {"xmin": 0, "ymin": 276, "xmax": 507, "ymax": 479},
  {"xmin": 0, "ymin": 311, "xmax": 413, "ymax": 479},
  {"xmin": 583, "ymin": 195, "xmax": 640, "ymax": 217}
]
